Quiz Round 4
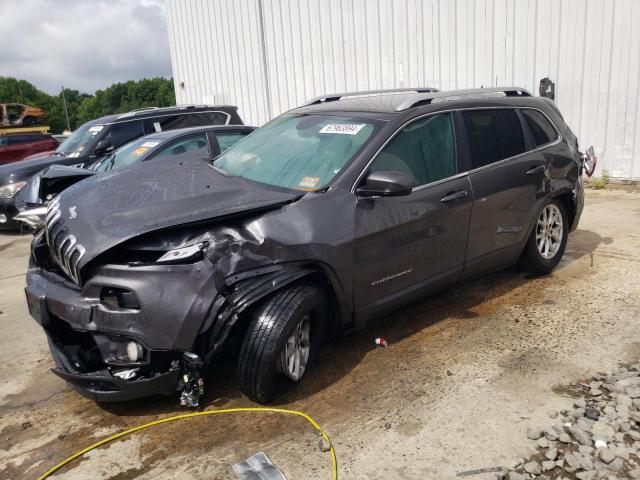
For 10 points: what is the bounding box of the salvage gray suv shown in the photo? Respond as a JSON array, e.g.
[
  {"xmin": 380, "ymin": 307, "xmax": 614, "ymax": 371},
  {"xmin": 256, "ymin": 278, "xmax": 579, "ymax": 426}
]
[{"xmin": 25, "ymin": 87, "xmax": 592, "ymax": 405}]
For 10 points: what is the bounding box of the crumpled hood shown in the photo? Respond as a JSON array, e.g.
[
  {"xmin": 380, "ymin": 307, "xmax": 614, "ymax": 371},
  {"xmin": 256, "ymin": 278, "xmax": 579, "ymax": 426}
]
[{"xmin": 53, "ymin": 158, "xmax": 301, "ymax": 269}]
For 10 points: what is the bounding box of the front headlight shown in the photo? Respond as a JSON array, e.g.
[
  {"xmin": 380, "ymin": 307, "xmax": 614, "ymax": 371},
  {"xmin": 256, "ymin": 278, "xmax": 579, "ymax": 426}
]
[{"xmin": 0, "ymin": 181, "xmax": 27, "ymax": 199}]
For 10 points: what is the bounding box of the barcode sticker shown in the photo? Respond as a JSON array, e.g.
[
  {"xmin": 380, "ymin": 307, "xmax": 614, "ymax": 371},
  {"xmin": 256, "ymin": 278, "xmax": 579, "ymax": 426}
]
[{"xmin": 319, "ymin": 124, "xmax": 365, "ymax": 135}]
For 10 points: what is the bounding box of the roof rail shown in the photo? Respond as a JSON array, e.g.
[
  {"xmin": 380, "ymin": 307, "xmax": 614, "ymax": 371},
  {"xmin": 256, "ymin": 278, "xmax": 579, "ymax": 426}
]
[
  {"xmin": 394, "ymin": 87, "xmax": 532, "ymax": 111},
  {"xmin": 303, "ymin": 87, "xmax": 440, "ymax": 107},
  {"xmin": 131, "ymin": 106, "xmax": 160, "ymax": 112}
]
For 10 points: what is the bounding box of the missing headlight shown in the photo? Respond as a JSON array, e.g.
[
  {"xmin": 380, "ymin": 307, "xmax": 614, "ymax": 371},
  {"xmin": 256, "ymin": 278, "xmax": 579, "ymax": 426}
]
[{"xmin": 156, "ymin": 241, "xmax": 208, "ymax": 264}]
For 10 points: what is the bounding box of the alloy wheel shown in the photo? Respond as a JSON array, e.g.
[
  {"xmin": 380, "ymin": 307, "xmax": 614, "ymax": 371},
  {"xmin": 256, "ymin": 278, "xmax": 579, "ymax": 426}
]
[
  {"xmin": 536, "ymin": 203, "xmax": 563, "ymax": 259},
  {"xmin": 280, "ymin": 315, "xmax": 311, "ymax": 382}
]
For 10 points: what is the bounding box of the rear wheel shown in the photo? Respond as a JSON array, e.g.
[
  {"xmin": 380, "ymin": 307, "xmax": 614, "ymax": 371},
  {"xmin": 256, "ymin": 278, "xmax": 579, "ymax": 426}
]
[
  {"xmin": 521, "ymin": 199, "xmax": 568, "ymax": 274},
  {"xmin": 237, "ymin": 284, "xmax": 327, "ymax": 404}
]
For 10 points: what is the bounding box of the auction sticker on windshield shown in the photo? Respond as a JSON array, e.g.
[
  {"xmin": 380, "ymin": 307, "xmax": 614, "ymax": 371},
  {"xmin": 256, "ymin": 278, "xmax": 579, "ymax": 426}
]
[
  {"xmin": 142, "ymin": 141, "xmax": 160, "ymax": 148},
  {"xmin": 133, "ymin": 147, "xmax": 149, "ymax": 156},
  {"xmin": 319, "ymin": 124, "xmax": 365, "ymax": 135},
  {"xmin": 88, "ymin": 126, "xmax": 104, "ymax": 133},
  {"xmin": 298, "ymin": 177, "xmax": 320, "ymax": 189}
]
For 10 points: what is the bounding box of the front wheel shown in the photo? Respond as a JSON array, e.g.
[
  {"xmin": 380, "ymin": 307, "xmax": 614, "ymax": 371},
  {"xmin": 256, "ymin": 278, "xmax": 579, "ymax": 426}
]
[
  {"xmin": 521, "ymin": 199, "xmax": 568, "ymax": 274},
  {"xmin": 237, "ymin": 284, "xmax": 327, "ymax": 404}
]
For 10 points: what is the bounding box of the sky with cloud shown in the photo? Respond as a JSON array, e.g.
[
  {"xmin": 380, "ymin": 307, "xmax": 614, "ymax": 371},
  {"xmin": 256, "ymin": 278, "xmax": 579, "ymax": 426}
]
[{"xmin": 0, "ymin": 0, "xmax": 173, "ymax": 95}]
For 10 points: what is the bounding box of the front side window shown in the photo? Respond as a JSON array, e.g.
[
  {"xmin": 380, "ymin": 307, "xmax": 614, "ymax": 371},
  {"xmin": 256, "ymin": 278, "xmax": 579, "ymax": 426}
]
[
  {"xmin": 215, "ymin": 131, "xmax": 250, "ymax": 152},
  {"xmin": 462, "ymin": 109, "xmax": 526, "ymax": 169},
  {"xmin": 370, "ymin": 113, "xmax": 456, "ymax": 187},
  {"xmin": 521, "ymin": 109, "xmax": 558, "ymax": 147},
  {"xmin": 151, "ymin": 134, "xmax": 209, "ymax": 161},
  {"xmin": 213, "ymin": 115, "xmax": 379, "ymax": 191},
  {"xmin": 108, "ymin": 120, "xmax": 145, "ymax": 149}
]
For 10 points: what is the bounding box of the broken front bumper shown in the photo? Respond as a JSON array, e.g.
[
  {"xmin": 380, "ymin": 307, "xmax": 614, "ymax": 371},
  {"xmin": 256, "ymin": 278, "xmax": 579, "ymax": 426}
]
[{"xmin": 25, "ymin": 258, "xmax": 219, "ymax": 401}]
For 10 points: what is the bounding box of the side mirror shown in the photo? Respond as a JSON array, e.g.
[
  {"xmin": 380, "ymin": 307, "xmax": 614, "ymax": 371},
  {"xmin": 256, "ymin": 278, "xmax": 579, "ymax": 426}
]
[
  {"xmin": 582, "ymin": 146, "xmax": 597, "ymax": 177},
  {"xmin": 93, "ymin": 139, "xmax": 113, "ymax": 156},
  {"xmin": 356, "ymin": 170, "xmax": 413, "ymax": 197}
]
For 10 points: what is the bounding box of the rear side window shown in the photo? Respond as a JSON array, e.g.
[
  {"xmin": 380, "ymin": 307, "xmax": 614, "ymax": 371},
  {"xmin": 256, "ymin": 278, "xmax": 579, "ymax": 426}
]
[
  {"xmin": 370, "ymin": 113, "xmax": 456, "ymax": 187},
  {"xmin": 215, "ymin": 131, "xmax": 250, "ymax": 152},
  {"xmin": 108, "ymin": 120, "xmax": 145, "ymax": 149},
  {"xmin": 522, "ymin": 109, "xmax": 558, "ymax": 147},
  {"xmin": 462, "ymin": 109, "xmax": 526, "ymax": 168},
  {"xmin": 143, "ymin": 112, "xmax": 230, "ymax": 133},
  {"xmin": 184, "ymin": 112, "xmax": 229, "ymax": 127}
]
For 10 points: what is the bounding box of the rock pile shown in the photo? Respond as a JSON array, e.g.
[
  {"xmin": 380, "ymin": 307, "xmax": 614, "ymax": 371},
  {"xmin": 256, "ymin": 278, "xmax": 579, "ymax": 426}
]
[{"xmin": 504, "ymin": 363, "xmax": 640, "ymax": 480}]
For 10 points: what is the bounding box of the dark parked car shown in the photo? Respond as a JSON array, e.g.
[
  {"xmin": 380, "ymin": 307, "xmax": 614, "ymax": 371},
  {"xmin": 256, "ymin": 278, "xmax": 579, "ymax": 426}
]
[
  {"xmin": 14, "ymin": 125, "xmax": 256, "ymax": 218},
  {"xmin": 25, "ymin": 87, "xmax": 592, "ymax": 406},
  {"xmin": 0, "ymin": 105, "xmax": 243, "ymax": 229},
  {"xmin": 0, "ymin": 133, "xmax": 58, "ymax": 165}
]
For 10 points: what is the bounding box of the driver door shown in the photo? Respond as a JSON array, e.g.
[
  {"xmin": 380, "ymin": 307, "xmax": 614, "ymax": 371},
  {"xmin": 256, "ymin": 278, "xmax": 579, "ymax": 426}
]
[{"xmin": 353, "ymin": 113, "xmax": 473, "ymax": 319}]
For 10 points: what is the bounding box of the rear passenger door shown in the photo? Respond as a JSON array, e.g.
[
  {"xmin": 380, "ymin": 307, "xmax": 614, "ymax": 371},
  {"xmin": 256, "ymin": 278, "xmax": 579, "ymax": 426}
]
[{"xmin": 461, "ymin": 108, "xmax": 550, "ymax": 277}]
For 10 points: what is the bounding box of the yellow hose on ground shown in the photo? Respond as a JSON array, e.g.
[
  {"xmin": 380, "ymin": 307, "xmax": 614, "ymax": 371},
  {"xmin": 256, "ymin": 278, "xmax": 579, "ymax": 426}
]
[{"xmin": 37, "ymin": 407, "xmax": 337, "ymax": 480}]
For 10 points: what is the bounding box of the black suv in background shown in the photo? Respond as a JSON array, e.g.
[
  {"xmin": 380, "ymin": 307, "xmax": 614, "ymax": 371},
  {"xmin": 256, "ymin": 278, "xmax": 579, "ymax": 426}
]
[
  {"xmin": 0, "ymin": 105, "xmax": 243, "ymax": 229},
  {"xmin": 25, "ymin": 88, "xmax": 590, "ymax": 406}
]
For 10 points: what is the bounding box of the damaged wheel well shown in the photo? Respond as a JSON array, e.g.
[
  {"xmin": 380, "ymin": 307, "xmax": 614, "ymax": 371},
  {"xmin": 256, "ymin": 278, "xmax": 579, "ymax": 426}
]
[
  {"xmin": 200, "ymin": 264, "xmax": 347, "ymax": 363},
  {"xmin": 555, "ymin": 191, "xmax": 577, "ymax": 230}
]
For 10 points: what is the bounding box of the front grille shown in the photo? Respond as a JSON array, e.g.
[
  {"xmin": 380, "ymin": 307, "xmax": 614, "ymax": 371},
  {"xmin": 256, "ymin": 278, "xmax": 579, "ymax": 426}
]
[{"xmin": 45, "ymin": 198, "xmax": 85, "ymax": 284}]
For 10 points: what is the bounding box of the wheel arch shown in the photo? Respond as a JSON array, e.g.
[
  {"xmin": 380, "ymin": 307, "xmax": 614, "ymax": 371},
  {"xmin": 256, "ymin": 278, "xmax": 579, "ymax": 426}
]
[{"xmin": 200, "ymin": 262, "xmax": 349, "ymax": 362}]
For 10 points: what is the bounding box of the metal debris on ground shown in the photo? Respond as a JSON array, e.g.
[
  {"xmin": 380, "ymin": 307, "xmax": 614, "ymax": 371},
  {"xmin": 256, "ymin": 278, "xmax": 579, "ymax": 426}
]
[
  {"xmin": 233, "ymin": 452, "xmax": 288, "ymax": 480},
  {"xmin": 456, "ymin": 466, "xmax": 504, "ymax": 476},
  {"xmin": 502, "ymin": 361, "xmax": 640, "ymax": 479}
]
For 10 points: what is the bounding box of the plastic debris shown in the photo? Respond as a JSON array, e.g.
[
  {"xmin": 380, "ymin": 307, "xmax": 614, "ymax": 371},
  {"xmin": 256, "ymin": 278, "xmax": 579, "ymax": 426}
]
[
  {"xmin": 595, "ymin": 439, "xmax": 607, "ymax": 449},
  {"xmin": 375, "ymin": 337, "xmax": 388, "ymax": 347},
  {"xmin": 233, "ymin": 452, "xmax": 288, "ymax": 480}
]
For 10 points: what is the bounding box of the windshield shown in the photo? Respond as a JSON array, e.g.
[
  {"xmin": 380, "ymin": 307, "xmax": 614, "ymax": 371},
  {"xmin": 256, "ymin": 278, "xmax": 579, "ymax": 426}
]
[
  {"xmin": 212, "ymin": 114, "xmax": 378, "ymax": 190},
  {"xmin": 92, "ymin": 137, "xmax": 162, "ymax": 172},
  {"xmin": 55, "ymin": 124, "xmax": 105, "ymax": 157}
]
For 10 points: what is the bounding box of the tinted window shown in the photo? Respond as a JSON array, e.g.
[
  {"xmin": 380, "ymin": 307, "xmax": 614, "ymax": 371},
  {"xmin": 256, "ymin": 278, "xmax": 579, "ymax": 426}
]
[
  {"xmin": 462, "ymin": 109, "xmax": 526, "ymax": 168},
  {"xmin": 108, "ymin": 120, "xmax": 145, "ymax": 149},
  {"xmin": 143, "ymin": 111, "xmax": 230, "ymax": 133},
  {"xmin": 215, "ymin": 131, "xmax": 250, "ymax": 152},
  {"xmin": 152, "ymin": 134, "xmax": 209, "ymax": 161},
  {"xmin": 522, "ymin": 109, "xmax": 558, "ymax": 146},
  {"xmin": 370, "ymin": 113, "xmax": 456, "ymax": 187}
]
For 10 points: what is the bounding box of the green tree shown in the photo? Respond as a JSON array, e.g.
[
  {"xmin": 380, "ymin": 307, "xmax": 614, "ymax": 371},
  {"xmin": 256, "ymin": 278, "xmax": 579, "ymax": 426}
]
[{"xmin": 0, "ymin": 76, "xmax": 176, "ymax": 133}]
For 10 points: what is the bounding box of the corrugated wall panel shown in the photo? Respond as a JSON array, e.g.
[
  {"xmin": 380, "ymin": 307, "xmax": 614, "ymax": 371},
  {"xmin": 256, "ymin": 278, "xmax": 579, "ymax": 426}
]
[{"xmin": 166, "ymin": 0, "xmax": 640, "ymax": 179}]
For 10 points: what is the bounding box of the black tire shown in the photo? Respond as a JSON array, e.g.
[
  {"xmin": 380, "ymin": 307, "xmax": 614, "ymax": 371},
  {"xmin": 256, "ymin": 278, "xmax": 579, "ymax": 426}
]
[
  {"xmin": 237, "ymin": 284, "xmax": 327, "ymax": 404},
  {"xmin": 521, "ymin": 199, "xmax": 569, "ymax": 274}
]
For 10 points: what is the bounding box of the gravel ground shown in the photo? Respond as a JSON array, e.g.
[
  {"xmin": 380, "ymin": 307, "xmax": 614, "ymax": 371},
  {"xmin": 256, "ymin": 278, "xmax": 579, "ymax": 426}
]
[
  {"xmin": 506, "ymin": 362, "xmax": 640, "ymax": 480},
  {"xmin": 1, "ymin": 188, "xmax": 639, "ymax": 479}
]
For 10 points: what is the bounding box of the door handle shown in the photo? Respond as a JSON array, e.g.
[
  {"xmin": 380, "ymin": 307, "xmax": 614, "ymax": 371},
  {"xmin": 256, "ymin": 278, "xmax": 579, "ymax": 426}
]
[
  {"xmin": 440, "ymin": 190, "xmax": 468, "ymax": 203},
  {"xmin": 526, "ymin": 165, "xmax": 546, "ymax": 175}
]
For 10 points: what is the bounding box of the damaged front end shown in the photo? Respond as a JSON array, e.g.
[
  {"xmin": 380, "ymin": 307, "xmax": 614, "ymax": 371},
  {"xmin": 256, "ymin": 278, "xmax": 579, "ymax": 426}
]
[{"xmin": 26, "ymin": 201, "xmax": 318, "ymax": 405}]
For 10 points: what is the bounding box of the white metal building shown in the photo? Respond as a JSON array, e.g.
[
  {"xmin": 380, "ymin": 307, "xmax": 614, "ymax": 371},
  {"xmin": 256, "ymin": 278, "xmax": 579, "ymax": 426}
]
[{"xmin": 166, "ymin": 0, "xmax": 640, "ymax": 179}]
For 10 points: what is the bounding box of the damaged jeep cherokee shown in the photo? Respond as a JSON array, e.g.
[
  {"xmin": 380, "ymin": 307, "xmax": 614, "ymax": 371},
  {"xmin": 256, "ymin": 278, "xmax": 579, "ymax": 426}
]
[{"xmin": 25, "ymin": 87, "xmax": 593, "ymax": 405}]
